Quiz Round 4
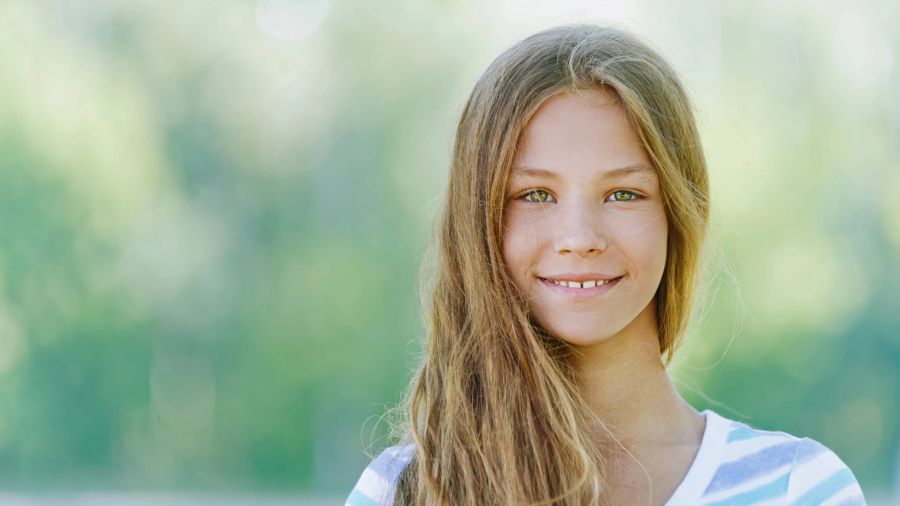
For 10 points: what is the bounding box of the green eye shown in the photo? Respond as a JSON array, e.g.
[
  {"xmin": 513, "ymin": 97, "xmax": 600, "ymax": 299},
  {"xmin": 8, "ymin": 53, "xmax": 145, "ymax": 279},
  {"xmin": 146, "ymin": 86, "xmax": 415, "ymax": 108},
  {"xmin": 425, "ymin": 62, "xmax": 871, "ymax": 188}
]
[
  {"xmin": 522, "ymin": 190, "xmax": 554, "ymax": 203},
  {"xmin": 610, "ymin": 190, "xmax": 638, "ymax": 202}
]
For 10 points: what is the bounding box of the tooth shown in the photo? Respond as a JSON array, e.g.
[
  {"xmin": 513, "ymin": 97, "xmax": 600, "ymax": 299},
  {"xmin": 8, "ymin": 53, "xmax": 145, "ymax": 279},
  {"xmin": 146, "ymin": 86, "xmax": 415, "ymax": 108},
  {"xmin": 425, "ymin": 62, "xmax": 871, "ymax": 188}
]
[{"xmin": 550, "ymin": 279, "xmax": 617, "ymax": 288}]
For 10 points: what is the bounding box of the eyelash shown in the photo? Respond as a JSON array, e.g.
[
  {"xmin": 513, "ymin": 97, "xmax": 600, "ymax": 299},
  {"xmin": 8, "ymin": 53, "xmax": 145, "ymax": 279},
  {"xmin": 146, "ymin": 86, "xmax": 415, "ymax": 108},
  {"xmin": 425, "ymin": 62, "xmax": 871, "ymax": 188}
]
[{"xmin": 514, "ymin": 189, "xmax": 643, "ymax": 204}]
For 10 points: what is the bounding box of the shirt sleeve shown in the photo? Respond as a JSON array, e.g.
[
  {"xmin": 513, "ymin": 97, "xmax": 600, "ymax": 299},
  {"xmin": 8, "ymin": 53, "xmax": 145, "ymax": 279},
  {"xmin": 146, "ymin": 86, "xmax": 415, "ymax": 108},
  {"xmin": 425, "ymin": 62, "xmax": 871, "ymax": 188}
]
[
  {"xmin": 345, "ymin": 445, "xmax": 415, "ymax": 506},
  {"xmin": 786, "ymin": 437, "xmax": 867, "ymax": 505}
]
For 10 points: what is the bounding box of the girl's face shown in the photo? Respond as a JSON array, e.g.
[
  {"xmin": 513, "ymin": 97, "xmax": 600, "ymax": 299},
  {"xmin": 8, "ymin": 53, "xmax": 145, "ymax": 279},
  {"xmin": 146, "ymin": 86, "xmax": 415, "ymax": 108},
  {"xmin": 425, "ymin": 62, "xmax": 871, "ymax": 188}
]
[{"xmin": 502, "ymin": 88, "xmax": 668, "ymax": 347}]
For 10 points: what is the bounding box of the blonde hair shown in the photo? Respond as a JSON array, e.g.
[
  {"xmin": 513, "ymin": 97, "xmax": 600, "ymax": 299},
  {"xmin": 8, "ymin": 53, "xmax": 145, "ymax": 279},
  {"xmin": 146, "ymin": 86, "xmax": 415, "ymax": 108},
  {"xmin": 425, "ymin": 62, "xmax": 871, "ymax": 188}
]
[{"xmin": 392, "ymin": 23, "xmax": 710, "ymax": 505}]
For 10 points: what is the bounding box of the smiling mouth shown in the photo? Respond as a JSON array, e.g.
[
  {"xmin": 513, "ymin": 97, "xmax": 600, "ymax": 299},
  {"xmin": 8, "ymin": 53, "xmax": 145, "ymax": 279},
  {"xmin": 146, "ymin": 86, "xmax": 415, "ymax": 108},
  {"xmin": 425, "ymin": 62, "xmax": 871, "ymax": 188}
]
[
  {"xmin": 537, "ymin": 275, "xmax": 623, "ymax": 296},
  {"xmin": 540, "ymin": 277, "xmax": 620, "ymax": 288}
]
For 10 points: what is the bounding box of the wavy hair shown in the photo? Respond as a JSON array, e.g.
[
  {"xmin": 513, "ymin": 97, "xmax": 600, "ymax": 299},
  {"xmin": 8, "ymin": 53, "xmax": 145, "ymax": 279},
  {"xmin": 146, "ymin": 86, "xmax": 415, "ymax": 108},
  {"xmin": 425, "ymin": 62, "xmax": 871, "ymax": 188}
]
[{"xmin": 391, "ymin": 23, "xmax": 710, "ymax": 505}]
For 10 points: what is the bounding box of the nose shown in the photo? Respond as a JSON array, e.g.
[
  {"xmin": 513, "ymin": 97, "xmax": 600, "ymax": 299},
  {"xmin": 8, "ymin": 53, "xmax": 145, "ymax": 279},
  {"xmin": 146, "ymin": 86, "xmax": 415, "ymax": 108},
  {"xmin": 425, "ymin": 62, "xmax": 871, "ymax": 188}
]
[{"xmin": 554, "ymin": 198, "xmax": 608, "ymax": 256}]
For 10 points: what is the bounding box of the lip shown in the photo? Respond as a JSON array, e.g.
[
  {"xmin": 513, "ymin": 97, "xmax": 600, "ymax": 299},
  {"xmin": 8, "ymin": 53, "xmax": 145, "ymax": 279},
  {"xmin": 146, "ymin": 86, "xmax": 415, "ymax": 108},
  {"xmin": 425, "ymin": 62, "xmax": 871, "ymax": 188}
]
[
  {"xmin": 538, "ymin": 275, "xmax": 623, "ymax": 298},
  {"xmin": 540, "ymin": 272, "xmax": 621, "ymax": 282}
]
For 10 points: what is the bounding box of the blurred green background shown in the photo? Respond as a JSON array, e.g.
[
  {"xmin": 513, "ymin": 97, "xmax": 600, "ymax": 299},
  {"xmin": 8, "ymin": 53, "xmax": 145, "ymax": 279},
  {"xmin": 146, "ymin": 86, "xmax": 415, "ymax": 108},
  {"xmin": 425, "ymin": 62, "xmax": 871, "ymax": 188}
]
[{"xmin": 0, "ymin": 0, "xmax": 897, "ymax": 503}]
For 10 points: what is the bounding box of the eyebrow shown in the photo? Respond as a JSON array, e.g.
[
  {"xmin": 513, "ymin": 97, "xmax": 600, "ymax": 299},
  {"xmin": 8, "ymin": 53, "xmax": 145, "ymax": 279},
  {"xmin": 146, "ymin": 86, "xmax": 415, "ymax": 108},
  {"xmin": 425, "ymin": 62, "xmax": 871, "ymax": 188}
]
[{"xmin": 511, "ymin": 164, "xmax": 656, "ymax": 180}]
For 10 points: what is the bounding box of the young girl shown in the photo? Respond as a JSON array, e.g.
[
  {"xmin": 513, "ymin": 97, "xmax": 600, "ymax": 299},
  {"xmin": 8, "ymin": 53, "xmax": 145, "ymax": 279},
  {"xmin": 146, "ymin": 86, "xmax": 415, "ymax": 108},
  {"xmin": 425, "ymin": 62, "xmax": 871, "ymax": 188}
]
[{"xmin": 347, "ymin": 24, "xmax": 867, "ymax": 506}]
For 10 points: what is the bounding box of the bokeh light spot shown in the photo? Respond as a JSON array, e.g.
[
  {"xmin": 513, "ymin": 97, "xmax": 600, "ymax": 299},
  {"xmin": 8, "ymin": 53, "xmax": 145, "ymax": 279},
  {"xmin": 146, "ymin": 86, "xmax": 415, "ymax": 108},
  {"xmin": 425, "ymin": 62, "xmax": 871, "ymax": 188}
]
[{"xmin": 255, "ymin": 0, "xmax": 329, "ymax": 41}]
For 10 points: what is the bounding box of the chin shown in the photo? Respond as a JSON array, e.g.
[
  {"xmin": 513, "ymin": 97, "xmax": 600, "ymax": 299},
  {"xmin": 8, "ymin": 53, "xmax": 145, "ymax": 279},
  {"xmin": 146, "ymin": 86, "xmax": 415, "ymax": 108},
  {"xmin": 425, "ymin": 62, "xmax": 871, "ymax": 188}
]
[{"xmin": 545, "ymin": 323, "xmax": 616, "ymax": 347}]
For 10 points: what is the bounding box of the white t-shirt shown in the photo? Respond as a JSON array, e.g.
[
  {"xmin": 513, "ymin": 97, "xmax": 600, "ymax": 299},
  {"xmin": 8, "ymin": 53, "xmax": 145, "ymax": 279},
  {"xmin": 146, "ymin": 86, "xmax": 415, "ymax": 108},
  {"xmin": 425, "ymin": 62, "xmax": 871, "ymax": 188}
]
[{"xmin": 346, "ymin": 408, "xmax": 868, "ymax": 505}]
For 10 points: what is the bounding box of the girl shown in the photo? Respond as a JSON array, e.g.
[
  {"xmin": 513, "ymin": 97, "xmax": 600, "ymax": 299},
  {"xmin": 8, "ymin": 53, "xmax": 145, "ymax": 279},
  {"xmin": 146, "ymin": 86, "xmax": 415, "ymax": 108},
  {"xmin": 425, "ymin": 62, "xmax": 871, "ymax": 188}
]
[{"xmin": 347, "ymin": 24, "xmax": 867, "ymax": 505}]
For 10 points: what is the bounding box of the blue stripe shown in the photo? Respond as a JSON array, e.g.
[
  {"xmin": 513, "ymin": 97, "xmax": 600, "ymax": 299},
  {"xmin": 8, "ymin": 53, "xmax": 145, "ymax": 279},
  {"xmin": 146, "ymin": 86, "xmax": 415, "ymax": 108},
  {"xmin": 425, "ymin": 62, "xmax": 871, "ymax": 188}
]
[
  {"xmin": 704, "ymin": 472, "xmax": 789, "ymax": 505},
  {"xmin": 705, "ymin": 441, "xmax": 796, "ymax": 494},
  {"xmin": 344, "ymin": 488, "xmax": 379, "ymax": 506},
  {"xmin": 726, "ymin": 427, "xmax": 762, "ymax": 443},
  {"xmin": 346, "ymin": 489, "xmax": 381, "ymax": 506},
  {"xmin": 793, "ymin": 437, "xmax": 827, "ymax": 464},
  {"xmin": 792, "ymin": 468, "xmax": 856, "ymax": 506}
]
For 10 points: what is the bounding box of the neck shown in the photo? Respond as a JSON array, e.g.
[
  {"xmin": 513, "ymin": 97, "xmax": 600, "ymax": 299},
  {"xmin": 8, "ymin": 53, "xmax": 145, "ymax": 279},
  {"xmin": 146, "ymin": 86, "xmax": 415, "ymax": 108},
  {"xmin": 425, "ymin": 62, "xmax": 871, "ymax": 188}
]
[{"xmin": 570, "ymin": 301, "xmax": 704, "ymax": 453}]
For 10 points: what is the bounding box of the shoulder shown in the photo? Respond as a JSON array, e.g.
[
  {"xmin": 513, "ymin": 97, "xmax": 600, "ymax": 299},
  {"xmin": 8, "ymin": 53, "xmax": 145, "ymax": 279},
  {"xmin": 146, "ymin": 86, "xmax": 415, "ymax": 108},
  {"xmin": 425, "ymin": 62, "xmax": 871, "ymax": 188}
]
[
  {"xmin": 345, "ymin": 444, "xmax": 415, "ymax": 506},
  {"xmin": 702, "ymin": 412, "xmax": 866, "ymax": 505},
  {"xmin": 785, "ymin": 437, "xmax": 867, "ymax": 504}
]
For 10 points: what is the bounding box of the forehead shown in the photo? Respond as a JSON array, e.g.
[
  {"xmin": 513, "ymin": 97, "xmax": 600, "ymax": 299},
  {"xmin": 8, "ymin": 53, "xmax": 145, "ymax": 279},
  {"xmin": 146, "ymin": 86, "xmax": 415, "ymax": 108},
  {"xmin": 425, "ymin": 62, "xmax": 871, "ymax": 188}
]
[
  {"xmin": 512, "ymin": 89, "xmax": 655, "ymax": 183},
  {"xmin": 511, "ymin": 163, "xmax": 657, "ymax": 182}
]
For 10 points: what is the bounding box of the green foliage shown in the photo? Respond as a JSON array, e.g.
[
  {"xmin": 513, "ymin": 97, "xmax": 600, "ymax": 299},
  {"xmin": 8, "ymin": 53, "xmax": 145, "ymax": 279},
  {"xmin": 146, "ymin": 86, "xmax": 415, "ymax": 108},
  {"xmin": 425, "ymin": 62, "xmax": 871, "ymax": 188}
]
[{"xmin": 0, "ymin": 0, "xmax": 896, "ymax": 496}]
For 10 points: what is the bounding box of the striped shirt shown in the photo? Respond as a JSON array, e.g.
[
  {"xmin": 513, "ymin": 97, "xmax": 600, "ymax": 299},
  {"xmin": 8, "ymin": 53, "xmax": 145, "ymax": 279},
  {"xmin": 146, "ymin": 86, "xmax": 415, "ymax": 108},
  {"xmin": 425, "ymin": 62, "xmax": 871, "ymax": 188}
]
[{"xmin": 346, "ymin": 409, "xmax": 867, "ymax": 505}]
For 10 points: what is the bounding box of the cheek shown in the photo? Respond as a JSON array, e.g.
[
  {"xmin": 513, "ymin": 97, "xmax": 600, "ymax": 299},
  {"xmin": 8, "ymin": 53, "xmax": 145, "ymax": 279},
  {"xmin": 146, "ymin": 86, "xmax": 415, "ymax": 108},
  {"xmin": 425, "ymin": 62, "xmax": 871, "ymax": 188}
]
[
  {"xmin": 642, "ymin": 213, "xmax": 669, "ymax": 275},
  {"xmin": 502, "ymin": 212, "xmax": 542, "ymax": 277},
  {"xmin": 612, "ymin": 209, "xmax": 668, "ymax": 270}
]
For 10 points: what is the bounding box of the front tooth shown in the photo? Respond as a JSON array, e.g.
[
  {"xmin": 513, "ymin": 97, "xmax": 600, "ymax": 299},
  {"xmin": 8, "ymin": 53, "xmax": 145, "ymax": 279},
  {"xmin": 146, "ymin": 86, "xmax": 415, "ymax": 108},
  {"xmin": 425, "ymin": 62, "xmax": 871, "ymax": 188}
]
[{"xmin": 552, "ymin": 280, "xmax": 613, "ymax": 288}]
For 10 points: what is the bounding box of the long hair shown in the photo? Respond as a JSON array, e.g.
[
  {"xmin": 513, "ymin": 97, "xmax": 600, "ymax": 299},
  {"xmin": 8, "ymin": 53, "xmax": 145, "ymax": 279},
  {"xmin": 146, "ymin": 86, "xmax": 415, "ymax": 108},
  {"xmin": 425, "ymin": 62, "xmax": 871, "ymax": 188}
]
[{"xmin": 392, "ymin": 23, "xmax": 710, "ymax": 505}]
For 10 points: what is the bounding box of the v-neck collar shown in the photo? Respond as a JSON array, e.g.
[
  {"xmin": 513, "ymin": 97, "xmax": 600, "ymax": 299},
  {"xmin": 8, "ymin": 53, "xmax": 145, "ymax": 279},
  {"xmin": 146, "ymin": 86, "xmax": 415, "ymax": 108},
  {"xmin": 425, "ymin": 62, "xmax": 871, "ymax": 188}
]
[{"xmin": 663, "ymin": 409, "xmax": 730, "ymax": 505}]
